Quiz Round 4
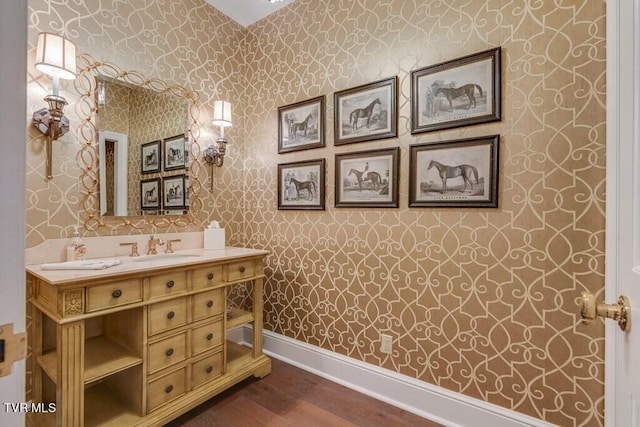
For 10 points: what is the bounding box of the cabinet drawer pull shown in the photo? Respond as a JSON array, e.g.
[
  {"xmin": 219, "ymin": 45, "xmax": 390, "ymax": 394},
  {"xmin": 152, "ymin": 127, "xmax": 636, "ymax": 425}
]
[
  {"xmin": 206, "ymin": 366, "xmax": 213, "ymax": 374},
  {"xmin": 239, "ymin": 266, "xmax": 245, "ymax": 273},
  {"xmin": 165, "ymin": 385, "xmax": 174, "ymax": 394},
  {"xmin": 207, "ymin": 272, "xmax": 214, "ymax": 280},
  {"xmin": 166, "ymin": 280, "xmax": 175, "ymax": 288},
  {"xmin": 112, "ymin": 289, "xmax": 122, "ymax": 298},
  {"xmin": 207, "ymin": 300, "xmax": 214, "ymax": 308},
  {"xmin": 165, "ymin": 348, "xmax": 174, "ymax": 356},
  {"xmin": 206, "ymin": 333, "xmax": 214, "ymax": 341},
  {"xmin": 167, "ymin": 311, "xmax": 175, "ymax": 319}
]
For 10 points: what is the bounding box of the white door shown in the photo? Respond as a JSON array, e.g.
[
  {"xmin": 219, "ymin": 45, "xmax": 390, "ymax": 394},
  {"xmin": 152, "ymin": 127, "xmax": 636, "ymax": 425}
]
[
  {"xmin": 605, "ymin": 0, "xmax": 640, "ymax": 426},
  {"xmin": 0, "ymin": 1, "xmax": 28, "ymax": 426}
]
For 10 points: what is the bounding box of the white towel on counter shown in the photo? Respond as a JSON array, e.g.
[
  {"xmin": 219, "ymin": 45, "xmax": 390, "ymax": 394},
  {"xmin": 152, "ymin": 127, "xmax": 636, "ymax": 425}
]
[{"xmin": 40, "ymin": 259, "xmax": 123, "ymax": 270}]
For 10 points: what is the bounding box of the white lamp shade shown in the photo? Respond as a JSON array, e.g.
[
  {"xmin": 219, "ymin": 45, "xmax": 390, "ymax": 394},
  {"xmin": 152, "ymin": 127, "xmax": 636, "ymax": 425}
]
[
  {"xmin": 34, "ymin": 33, "xmax": 77, "ymax": 80},
  {"xmin": 212, "ymin": 100, "xmax": 232, "ymax": 127}
]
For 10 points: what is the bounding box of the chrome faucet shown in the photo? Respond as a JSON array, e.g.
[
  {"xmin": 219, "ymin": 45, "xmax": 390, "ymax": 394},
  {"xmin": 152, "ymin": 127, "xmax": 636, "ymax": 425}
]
[{"xmin": 147, "ymin": 235, "xmax": 165, "ymax": 255}]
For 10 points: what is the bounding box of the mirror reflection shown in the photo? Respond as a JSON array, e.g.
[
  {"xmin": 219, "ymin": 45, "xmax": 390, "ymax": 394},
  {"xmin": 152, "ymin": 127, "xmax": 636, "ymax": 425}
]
[{"xmin": 97, "ymin": 77, "xmax": 189, "ymax": 217}]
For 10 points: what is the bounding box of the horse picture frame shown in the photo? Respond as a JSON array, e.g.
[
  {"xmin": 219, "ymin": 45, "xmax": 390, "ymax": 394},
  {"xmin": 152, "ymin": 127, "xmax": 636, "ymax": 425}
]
[
  {"xmin": 409, "ymin": 135, "xmax": 499, "ymax": 208},
  {"xmin": 278, "ymin": 96, "xmax": 325, "ymax": 154},
  {"xmin": 335, "ymin": 147, "xmax": 399, "ymax": 208},
  {"xmin": 164, "ymin": 133, "xmax": 187, "ymax": 171},
  {"xmin": 140, "ymin": 177, "xmax": 161, "ymax": 210},
  {"xmin": 163, "ymin": 174, "xmax": 186, "ymax": 209},
  {"xmin": 334, "ymin": 76, "xmax": 398, "ymax": 146},
  {"xmin": 411, "ymin": 47, "xmax": 501, "ymax": 134},
  {"xmin": 141, "ymin": 140, "xmax": 161, "ymax": 174},
  {"xmin": 278, "ymin": 159, "xmax": 325, "ymax": 210}
]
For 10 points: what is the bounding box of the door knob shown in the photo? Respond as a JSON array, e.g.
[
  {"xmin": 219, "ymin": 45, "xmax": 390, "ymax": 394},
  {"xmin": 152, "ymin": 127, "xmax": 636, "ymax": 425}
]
[{"xmin": 579, "ymin": 292, "xmax": 631, "ymax": 332}]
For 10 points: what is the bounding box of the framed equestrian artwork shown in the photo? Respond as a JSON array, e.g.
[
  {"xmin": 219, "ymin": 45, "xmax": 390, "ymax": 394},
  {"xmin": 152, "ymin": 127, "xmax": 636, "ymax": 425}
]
[
  {"xmin": 164, "ymin": 133, "xmax": 187, "ymax": 171},
  {"xmin": 411, "ymin": 47, "xmax": 501, "ymax": 134},
  {"xmin": 335, "ymin": 147, "xmax": 399, "ymax": 208},
  {"xmin": 334, "ymin": 76, "xmax": 398, "ymax": 146},
  {"xmin": 278, "ymin": 96, "xmax": 325, "ymax": 154},
  {"xmin": 141, "ymin": 140, "xmax": 161, "ymax": 174},
  {"xmin": 409, "ymin": 135, "xmax": 499, "ymax": 208},
  {"xmin": 140, "ymin": 177, "xmax": 161, "ymax": 210},
  {"xmin": 278, "ymin": 158, "xmax": 325, "ymax": 210},
  {"xmin": 163, "ymin": 174, "xmax": 186, "ymax": 209}
]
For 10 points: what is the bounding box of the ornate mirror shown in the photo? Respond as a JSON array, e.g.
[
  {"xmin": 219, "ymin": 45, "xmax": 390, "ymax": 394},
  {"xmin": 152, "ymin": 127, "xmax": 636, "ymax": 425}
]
[{"xmin": 75, "ymin": 54, "xmax": 203, "ymax": 232}]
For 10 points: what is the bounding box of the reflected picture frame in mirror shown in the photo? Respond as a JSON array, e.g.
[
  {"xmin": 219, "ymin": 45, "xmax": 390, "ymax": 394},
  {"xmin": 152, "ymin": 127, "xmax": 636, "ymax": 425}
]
[{"xmin": 75, "ymin": 54, "xmax": 202, "ymax": 232}]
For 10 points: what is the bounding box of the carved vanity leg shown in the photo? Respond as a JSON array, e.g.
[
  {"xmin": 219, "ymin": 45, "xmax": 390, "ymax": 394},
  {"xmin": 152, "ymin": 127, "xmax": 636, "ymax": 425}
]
[
  {"xmin": 252, "ymin": 277, "xmax": 264, "ymax": 359},
  {"xmin": 56, "ymin": 321, "xmax": 84, "ymax": 426}
]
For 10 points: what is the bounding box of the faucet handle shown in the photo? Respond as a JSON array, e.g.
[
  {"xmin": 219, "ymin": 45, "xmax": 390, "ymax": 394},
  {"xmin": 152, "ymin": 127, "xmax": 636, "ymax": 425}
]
[
  {"xmin": 120, "ymin": 242, "xmax": 140, "ymax": 257},
  {"xmin": 165, "ymin": 239, "xmax": 182, "ymax": 254}
]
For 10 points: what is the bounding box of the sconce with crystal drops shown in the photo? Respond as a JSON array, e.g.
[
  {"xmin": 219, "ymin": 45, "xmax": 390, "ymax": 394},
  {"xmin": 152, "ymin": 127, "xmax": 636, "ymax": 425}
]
[
  {"xmin": 32, "ymin": 32, "xmax": 77, "ymax": 180},
  {"xmin": 204, "ymin": 100, "xmax": 232, "ymax": 170}
]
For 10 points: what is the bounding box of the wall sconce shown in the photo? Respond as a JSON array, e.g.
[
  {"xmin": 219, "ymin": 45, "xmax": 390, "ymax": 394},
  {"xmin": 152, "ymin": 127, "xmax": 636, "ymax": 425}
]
[
  {"xmin": 204, "ymin": 100, "xmax": 232, "ymax": 169},
  {"xmin": 32, "ymin": 32, "xmax": 77, "ymax": 180}
]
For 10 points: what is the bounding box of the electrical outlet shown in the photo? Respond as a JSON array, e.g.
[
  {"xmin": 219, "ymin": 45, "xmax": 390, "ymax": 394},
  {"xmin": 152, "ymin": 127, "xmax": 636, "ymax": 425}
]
[{"xmin": 380, "ymin": 334, "xmax": 392, "ymax": 354}]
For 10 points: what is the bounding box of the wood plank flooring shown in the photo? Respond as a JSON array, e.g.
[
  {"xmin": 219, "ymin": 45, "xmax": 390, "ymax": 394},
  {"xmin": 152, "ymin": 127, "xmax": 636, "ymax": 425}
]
[{"xmin": 166, "ymin": 358, "xmax": 442, "ymax": 427}]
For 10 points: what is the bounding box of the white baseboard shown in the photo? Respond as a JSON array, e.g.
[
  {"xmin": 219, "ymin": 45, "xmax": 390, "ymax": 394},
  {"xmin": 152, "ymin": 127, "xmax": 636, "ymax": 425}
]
[{"xmin": 229, "ymin": 326, "xmax": 555, "ymax": 427}]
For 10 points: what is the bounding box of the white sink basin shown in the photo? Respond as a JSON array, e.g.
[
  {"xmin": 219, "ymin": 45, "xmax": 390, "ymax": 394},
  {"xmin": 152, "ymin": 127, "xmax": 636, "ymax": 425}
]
[{"xmin": 131, "ymin": 253, "xmax": 201, "ymax": 262}]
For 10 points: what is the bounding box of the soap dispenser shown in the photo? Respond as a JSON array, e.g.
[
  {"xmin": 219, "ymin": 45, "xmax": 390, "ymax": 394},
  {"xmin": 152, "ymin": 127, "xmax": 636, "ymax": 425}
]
[{"xmin": 66, "ymin": 226, "xmax": 86, "ymax": 261}]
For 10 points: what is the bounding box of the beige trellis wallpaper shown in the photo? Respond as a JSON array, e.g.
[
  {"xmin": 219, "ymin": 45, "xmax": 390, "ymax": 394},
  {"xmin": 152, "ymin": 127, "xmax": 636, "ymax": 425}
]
[{"xmin": 25, "ymin": 0, "xmax": 606, "ymax": 426}]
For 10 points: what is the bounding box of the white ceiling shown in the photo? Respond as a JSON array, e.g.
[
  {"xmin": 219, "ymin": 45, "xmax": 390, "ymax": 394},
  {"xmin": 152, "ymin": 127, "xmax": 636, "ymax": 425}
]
[{"xmin": 205, "ymin": 0, "xmax": 297, "ymax": 27}]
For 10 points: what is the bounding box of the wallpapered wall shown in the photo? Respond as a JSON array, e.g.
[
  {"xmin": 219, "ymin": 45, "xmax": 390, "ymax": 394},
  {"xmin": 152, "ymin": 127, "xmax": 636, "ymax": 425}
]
[
  {"xmin": 243, "ymin": 1, "xmax": 606, "ymax": 426},
  {"xmin": 25, "ymin": 0, "xmax": 606, "ymax": 425}
]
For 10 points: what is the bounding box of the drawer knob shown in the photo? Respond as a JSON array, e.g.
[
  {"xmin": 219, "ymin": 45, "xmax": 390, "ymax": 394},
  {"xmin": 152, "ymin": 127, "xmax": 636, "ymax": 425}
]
[
  {"xmin": 167, "ymin": 311, "xmax": 175, "ymax": 319},
  {"xmin": 207, "ymin": 300, "xmax": 214, "ymax": 308},
  {"xmin": 112, "ymin": 289, "xmax": 122, "ymax": 298},
  {"xmin": 166, "ymin": 280, "xmax": 175, "ymax": 288},
  {"xmin": 206, "ymin": 366, "xmax": 213, "ymax": 374},
  {"xmin": 165, "ymin": 348, "xmax": 174, "ymax": 356},
  {"xmin": 206, "ymin": 333, "xmax": 214, "ymax": 341},
  {"xmin": 207, "ymin": 273, "xmax": 214, "ymax": 280},
  {"xmin": 165, "ymin": 385, "xmax": 173, "ymax": 394},
  {"xmin": 239, "ymin": 266, "xmax": 246, "ymax": 273}
]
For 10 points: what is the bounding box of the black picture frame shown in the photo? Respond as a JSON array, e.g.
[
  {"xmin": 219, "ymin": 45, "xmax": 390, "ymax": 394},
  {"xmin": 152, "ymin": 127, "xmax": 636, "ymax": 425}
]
[
  {"xmin": 411, "ymin": 47, "xmax": 501, "ymax": 134},
  {"xmin": 141, "ymin": 140, "xmax": 161, "ymax": 174},
  {"xmin": 278, "ymin": 158, "xmax": 325, "ymax": 210},
  {"xmin": 409, "ymin": 135, "xmax": 500, "ymax": 208},
  {"xmin": 334, "ymin": 76, "xmax": 398, "ymax": 146},
  {"xmin": 278, "ymin": 96, "xmax": 325, "ymax": 153},
  {"xmin": 164, "ymin": 134, "xmax": 187, "ymax": 171},
  {"xmin": 335, "ymin": 147, "xmax": 399, "ymax": 208},
  {"xmin": 140, "ymin": 177, "xmax": 161, "ymax": 210},
  {"xmin": 163, "ymin": 174, "xmax": 186, "ymax": 208}
]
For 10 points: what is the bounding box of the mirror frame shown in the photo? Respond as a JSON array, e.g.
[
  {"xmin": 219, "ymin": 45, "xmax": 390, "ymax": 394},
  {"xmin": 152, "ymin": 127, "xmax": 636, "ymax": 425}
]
[{"xmin": 75, "ymin": 54, "xmax": 203, "ymax": 232}]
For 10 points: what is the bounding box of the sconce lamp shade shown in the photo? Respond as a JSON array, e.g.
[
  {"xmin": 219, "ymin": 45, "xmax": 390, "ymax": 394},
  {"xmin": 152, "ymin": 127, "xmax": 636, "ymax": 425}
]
[
  {"xmin": 212, "ymin": 100, "xmax": 232, "ymax": 127},
  {"xmin": 34, "ymin": 33, "xmax": 77, "ymax": 80}
]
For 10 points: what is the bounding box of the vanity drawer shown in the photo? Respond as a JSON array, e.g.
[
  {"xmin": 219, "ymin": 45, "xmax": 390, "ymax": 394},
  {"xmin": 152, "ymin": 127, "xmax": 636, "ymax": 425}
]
[
  {"xmin": 147, "ymin": 366, "xmax": 187, "ymax": 412},
  {"xmin": 148, "ymin": 271, "xmax": 187, "ymax": 299},
  {"xmin": 192, "ymin": 288, "xmax": 224, "ymax": 321},
  {"xmin": 192, "ymin": 350, "xmax": 224, "ymax": 389},
  {"xmin": 148, "ymin": 331, "xmax": 187, "ymax": 374},
  {"xmin": 192, "ymin": 265, "xmax": 223, "ymax": 289},
  {"xmin": 148, "ymin": 297, "xmax": 187, "ymax": 335},
  {"xmin": 227, "ymin": 260, "xmax": 255, "ymax": 282},
  {"xmin": 192, "ymin": 320, "xmax": 224, "ymax": 356},
  {"xmin": 86, "ymin": 279, "xmax": 142, "ymax": 312}
]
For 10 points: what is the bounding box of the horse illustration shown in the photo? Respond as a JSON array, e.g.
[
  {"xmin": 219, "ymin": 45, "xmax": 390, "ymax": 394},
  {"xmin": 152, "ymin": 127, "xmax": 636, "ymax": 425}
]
[
  {"xmin": 167, "ymin": 147, "xmax": 183, "ymax": 165},
  {"xmin": 434, "ymin": 83, "xmax": 483, "ymax": 111},
  {"xmin": 144, "ymin": 150, "xmax": 157, "ymax": 167},
  {"xmin": 290, "ymin": 114, "xmax": 313, "ymax": 141},
  {"xmin": 427, "ymin": 160, "xmax": 479, "ymax": 193},
  {"xmin": 348, "ymin": 168, "xmax": 382, "ymax": 191},
  {"xmin": 144, "ymin": 186, "xmax": 157, "ymax": 204},
  {"xmin": 350, "ymin": 98, "xmax": 381, "ymax": 131},
  {"xmin": 289, "ymin": 177, "xmax": 316, "ymax": 200}
]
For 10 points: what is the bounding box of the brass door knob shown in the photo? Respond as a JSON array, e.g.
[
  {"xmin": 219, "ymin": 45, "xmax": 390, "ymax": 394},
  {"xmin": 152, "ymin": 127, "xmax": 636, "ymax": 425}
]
[{"xmin": 579, "ymin": 292, "xmax": 631, "ymax": 332}]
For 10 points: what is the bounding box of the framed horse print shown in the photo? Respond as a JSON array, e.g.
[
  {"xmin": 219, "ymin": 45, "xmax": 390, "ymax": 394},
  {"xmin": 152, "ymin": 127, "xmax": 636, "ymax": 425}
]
[
  {"xmin": 164, "ymin": 133, "xmax": 187, "ymax": 171},
  {"xmin": 141, "ymin": 140, "xmax": 161, "ymax": 174},
  {"xmin": 335, "ymin": 147, "xmax": 399, "ymax": 208},
  {"xmin": 334, "ymin": 76, "xmax": 398, "ymax": 146},
  {"xmin": 140, "ymin": 177, "xmax": 161, "ymax": 210},
  {"xmin": 411, "ymin": 47, "xmax": 501, "ymax": 134},
  {"xmin": 278, "ymin": 158, "xmax": 325, "ymax": 210},
  {"xmin": 409, "ymin": 135, "xmax": 499, "ymax": 208},
  {"xmin": 163, "ymin": 174, "xmax": 185, "ymax": 209},
  {"xmin": 278, "ymin": 96, "xmax": 325, "ymax": 154}
]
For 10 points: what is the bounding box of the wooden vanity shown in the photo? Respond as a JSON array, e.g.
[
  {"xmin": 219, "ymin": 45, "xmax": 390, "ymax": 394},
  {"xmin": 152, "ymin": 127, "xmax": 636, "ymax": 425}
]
[{"xmin": 26, "ymin": 247, "xmax": 270, "ymax": 427}]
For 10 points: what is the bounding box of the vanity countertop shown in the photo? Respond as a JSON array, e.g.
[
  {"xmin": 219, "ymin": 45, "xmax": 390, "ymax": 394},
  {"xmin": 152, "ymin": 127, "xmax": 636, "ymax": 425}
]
[{"xmin": 26, "ymin": 246, "xmax": 269, "ymax": 285}]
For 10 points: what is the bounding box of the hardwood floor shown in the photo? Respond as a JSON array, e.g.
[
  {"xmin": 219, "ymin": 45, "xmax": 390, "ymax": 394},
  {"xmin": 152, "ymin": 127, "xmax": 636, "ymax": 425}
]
[{"xmin": 166, "ymin": 358, "xmax": 442, "ymax": 427}]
